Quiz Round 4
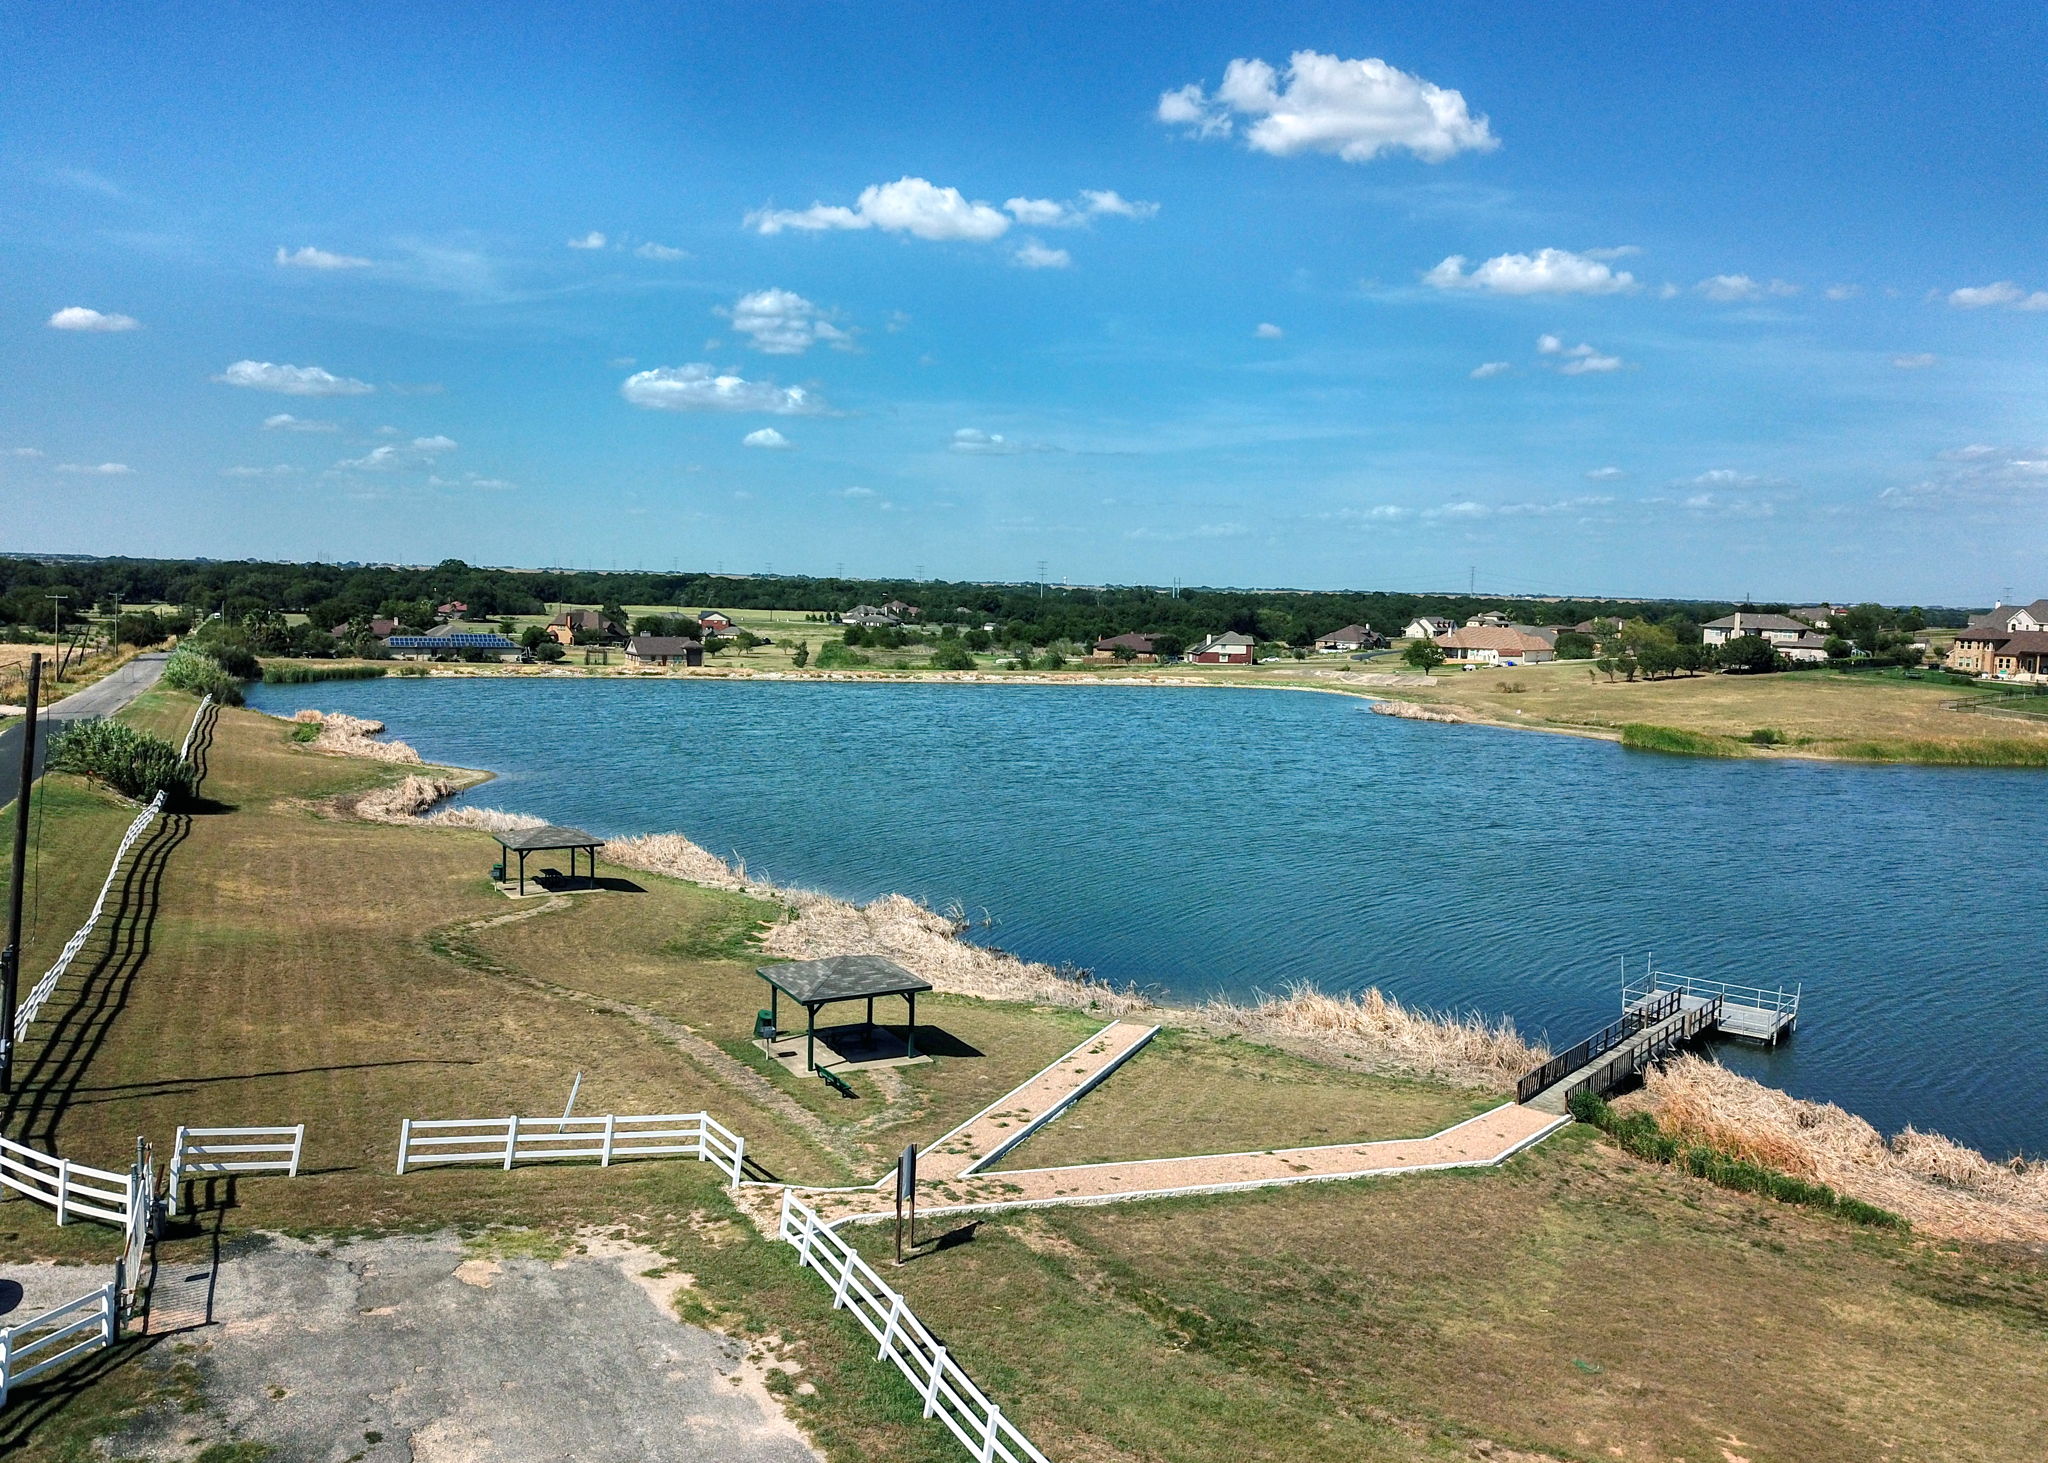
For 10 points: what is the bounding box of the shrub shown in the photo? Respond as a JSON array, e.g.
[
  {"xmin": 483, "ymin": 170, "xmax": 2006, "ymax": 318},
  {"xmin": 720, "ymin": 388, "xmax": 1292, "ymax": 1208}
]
[
  {"xmin": 1748, "ymin": 727, "xmax": 1784, "ymax": 745},
  {"xmin": 49, "ymin": 719, "xmax": 196, "ymax": 803},
  {"xmin": 161, "ymin": 648, "xmax": 245, "ymax": 706},
  {"xmin": 928, "ymin": 640, "xmax": 975, "ymax": 671},
  {"xmin": 115, "ymin": 611, "xmax": 167, "ymax": 647},
  {"xmin": 395, "ymin": 663, "xmax": 430, "ymax": 677},
  {"xmin": 815, "ymin": 642, "xmax": 868, "ymax": 669}
]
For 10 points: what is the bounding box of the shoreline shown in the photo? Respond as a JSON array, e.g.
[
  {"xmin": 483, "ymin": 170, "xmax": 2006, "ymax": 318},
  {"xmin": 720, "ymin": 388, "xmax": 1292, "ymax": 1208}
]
[
  {"xmin": 265, "ymin": 696, "xmax": 2048, "ymax": 1243},
  {"xmin": 261, "ymin": 658, "xmax": 2048, "ymax": 767}
]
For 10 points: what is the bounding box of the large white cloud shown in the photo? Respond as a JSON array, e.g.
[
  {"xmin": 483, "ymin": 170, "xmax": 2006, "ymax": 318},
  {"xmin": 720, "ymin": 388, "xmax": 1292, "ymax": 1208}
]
[
  {"xmin": 724, "ymin": 289, "xmax": 852, "ymax": 355},
  {"xmin": 1425, "ymin": 249, "xmax": 1637, "ymax": 295},
  {"xmin": 1947, "ymin": 280, "xmax": 2048, "ymax": 310},
  {"xmin": 620, "ymin": 365, "xmax": 822, "ymax": 415},
  {"xmin": 215, "ymin": 361, "xmax": 374, "ymax": 395},
  {"xmin": 750, "ymin": 177, "xmax": 1010, "ymax": 241},
  {"xmin": 275, "ymin": 245, "xmax": 371, "ymax": 270},
  {"xmin": 48, "ymin": 306, "xmax": 140, "ymax": 331},
  {"xmin": 1158, "ymin": 51, "xmax": 1496, "ymax": 163}
]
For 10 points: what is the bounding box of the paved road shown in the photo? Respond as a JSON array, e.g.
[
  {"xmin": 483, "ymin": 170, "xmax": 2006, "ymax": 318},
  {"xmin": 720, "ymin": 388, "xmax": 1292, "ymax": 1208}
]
[{"xmin": 0, "ymin": 652, "xmax": 168, "ymax": 790}]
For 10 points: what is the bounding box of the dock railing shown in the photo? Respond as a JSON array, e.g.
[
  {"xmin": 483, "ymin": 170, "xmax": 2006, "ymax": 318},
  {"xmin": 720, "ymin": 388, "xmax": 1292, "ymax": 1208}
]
[
  {"xmin": 1515, "ymin": 988, "xmax": 1680, "ymax": 1104},
  {"xmin": 1622, "ymin": 964, "xmax": 1799, "ymax": 1024}
]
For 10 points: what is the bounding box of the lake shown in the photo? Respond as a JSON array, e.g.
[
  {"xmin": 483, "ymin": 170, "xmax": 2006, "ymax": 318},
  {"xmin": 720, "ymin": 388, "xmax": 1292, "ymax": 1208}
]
[{"xmin": 247, "ymin": 676, "xmax": 2047, "ymax": 1158}]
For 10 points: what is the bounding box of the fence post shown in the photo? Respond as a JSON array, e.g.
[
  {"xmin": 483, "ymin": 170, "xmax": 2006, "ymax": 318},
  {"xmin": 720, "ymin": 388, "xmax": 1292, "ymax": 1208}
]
[
  {"xmin": 288, "ymin": 1125, "xmax": 304, "ymax": 1178},
  {"xmin": 56, "ymin": 1156, "xmax": 69, "ymax": 1225},
  {"xmin": 778, "ymin": 1187, "xmax": 793, "ymax": 1242},
  {"xmin": 601, "ymin": 1113, "xmax": 616, "ymax": 1168},
  {"xmin": 922, "ymin": 1342, "xmax": 949, "ymax": 1418},
  {"xmin": 167, "ymin": 1126, "xmax": 187, "ymax": 1217},
  {"xmin": 729, "ymin": 1133, "xmax": 745, "ymax": 1190},
  {"xmin": 830, "ymin": 1238, "xmax": 858, "ymax": 1310},
  {"xmin": 503, "ymin": 1114, "xmax": 520, "ymax": 1171},
  {"xmin": 1, "ymin": 1320, "xmax": 12, "ymax": 1407},
  {"xmin": 978, "ymin": 1395, "xmax": 1002, "ymax": 1463},
  {"xmin": 795, "ymin": 1206, "xmax": 818, "ymax": 1273},
  {"xmin": 877, "ymin": 1291, "xmax": 904, "ymax": 1361},
  {"xmin": 396, "ymin": 1118, "xmax": 413, "ymax": 1175},
  {"xmin": 102, "ymin": 1277, "xmax": 119, "ymax": 1346}
]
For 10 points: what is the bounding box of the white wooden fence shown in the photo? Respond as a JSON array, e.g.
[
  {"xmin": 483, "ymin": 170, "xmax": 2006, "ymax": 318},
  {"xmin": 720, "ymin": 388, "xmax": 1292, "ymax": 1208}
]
[
  {"xmin": 779, "ymin": 1192, "xmax": 1050, "ymax": 1463},
  {"xmin": 0, "ymin": 1279, "xmax": 119, "ymax": 1406},
  {"xmin": 10, "ymin": 694, "xmax": 213, "ymax": 1049},
  {"xmin": 395, "ymin": 1111, "xmax": 746, "ymax": 1185},
  {"xmin": 0, "ymin": 1133, "xmax": 142, "ymax": 1230},
  {"xmin": 166, "ymin": 1124, "xmax": 304, "ymax": 1215}
]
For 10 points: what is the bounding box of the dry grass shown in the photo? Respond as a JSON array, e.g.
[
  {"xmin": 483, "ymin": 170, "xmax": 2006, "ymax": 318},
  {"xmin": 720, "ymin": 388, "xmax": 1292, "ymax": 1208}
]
[
  {"xmin": 1200, "ymin": 984, "xmax": 1544, "ymax": 1088},
  {"xmin": 1646, "ymin": 1054, "xmax": 2048, "ymax": 1245},
  {"xmin": 292, "ymin": 708, "xmax": 423, "ymax": 762}
]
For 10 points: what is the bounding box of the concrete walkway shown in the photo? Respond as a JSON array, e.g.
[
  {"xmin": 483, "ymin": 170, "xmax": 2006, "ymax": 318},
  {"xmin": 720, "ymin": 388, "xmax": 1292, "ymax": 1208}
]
[
  {"xmin": 793, "ymin": 1021, "xmax": 1569, "ymax": 1226},
  {"xmin": 0, "ymin": 652, "xmax": 168, "ymax": 790}
]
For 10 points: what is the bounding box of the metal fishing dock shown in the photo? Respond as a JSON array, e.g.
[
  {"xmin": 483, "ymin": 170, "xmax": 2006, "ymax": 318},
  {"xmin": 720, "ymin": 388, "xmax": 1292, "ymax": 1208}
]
[{"xmin": 1517, "ymin": 958, "xmax": 1801, "ymax": 1114}]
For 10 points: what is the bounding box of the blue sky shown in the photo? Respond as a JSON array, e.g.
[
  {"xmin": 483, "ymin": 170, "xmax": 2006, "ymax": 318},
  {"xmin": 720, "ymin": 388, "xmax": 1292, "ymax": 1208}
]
[{"xmin": 3, "ymin": 1, "xmax": 2044, "ymax": 604}]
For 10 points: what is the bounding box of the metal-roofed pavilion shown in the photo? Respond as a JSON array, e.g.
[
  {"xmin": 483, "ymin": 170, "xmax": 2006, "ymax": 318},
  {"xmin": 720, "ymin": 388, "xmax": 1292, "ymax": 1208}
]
[
  {"xmin": 758, "ymin": 955, "xmax": 932, "ymax": 1071},
  {"xmin": 492, "ymin": 825, "xmax": 604, "ymax": 896}
]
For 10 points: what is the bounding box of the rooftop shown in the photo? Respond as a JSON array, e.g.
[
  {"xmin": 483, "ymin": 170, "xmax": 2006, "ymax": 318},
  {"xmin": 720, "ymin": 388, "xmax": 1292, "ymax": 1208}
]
[
  {"xmin": 494, "ymin": 824, "xmax": 604, "ymax": 852},
  {"xmin": 758, "ymin": 954, "xmax": 933, "ymax": 1005}
]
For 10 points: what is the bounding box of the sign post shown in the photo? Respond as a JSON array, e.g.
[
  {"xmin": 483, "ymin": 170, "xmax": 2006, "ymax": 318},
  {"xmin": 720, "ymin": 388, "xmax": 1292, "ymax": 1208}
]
[
  {"xmin": 894, "ymin": 1143, "xmax": 917, "ymax": 1265},
  {"xmin": 2, "ymin": 653, "xmax": 42, "ymax": 1096}
]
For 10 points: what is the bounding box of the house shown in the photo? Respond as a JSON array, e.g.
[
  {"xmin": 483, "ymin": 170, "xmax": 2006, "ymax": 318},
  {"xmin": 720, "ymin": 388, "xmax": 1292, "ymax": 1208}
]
[
  {"xmin": 546, "ymin": 609, "xmax": 623, "ymax": 645},
  {"xmin": 696, "ymin": 611, "xmax": 735, "ymax": 633},
  {"xmin": 382, "ymin": 631, "xmax": 518, "ymax": 660},
  {"xmin": 1465, "ymin": 611, "xmax": 1512, "ymax": 628},
  {"xmin": 1572, "ymin": 617, "xmax": 1620, "ymax": 636},
  {"xmin": 843, "ymin": 604, "xmax": 901, "ymax": 628},
  {"xmin": 1091, "ymin": 632, "xmax": 1160, "ymax": 663},
  {"xmin": 1948, "ymin": 602, "xmax": 2048, "ymax": 675},
  {"xmin": 331, "ymin": 616, "xmax": 398, "ymax": 638},
  {"xmin": 1701, "ymin": 612, "xmax": 1816, "ymax": 647},
  {"xmin": 1775, "ymin": 632, "xmax": 1834, "ymax": 664},
  {"xmin": 623, "ymin": 633, "xmax": 704, "ymax": 668},
  {"xmin": 1403, "ymin": 617, "xmax": 1456, "ymax": 640},
  {"xmin": 1315, "ymin": 624, "xmax": 1379, "ymax": 653},
  {"xmin": 1184, "ymin": 632, "xmax": 1256, "ymax": 665},
  {"xmin": 1791, "ymin": 605, "xmax": 1843, "ymax": 629},
  {"xmin": 435, "ymin": 600, "xmax": 468, "ymax": 620},
  {"xmin": 1433, "ymin": 627, "xmax": 1556, "ymax": 665},
  {"xmin": 880, "ymin": 600, "xmax": 921, "ymax": 620},
  {"xmin": 1511, "ymin": 624, "xmax": 1560, "ymax": 647}
]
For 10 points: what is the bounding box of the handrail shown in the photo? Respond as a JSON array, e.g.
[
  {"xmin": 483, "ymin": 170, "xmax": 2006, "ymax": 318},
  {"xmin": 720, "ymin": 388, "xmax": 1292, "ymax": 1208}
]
[{"xmin": 1516, "ymin": 988, "xmax": 1681, "ymax": 1103}]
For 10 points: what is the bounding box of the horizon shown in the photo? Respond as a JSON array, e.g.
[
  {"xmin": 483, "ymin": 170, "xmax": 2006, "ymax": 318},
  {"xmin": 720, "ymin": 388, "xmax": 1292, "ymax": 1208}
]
[{"xmin": 6, "ymin": 3, "xmax": 2045, "ymax": 604}]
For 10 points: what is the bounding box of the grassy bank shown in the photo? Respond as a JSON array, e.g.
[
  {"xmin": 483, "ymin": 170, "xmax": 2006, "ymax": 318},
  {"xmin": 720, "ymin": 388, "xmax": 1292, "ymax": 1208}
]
[
  {"xmin": 1618, "ymin": 722, "xmax": 1746, "ymax": 756},
  {"xmin": 5, "ymin": 694, "xmax": 2045, "ymax": 1461}
]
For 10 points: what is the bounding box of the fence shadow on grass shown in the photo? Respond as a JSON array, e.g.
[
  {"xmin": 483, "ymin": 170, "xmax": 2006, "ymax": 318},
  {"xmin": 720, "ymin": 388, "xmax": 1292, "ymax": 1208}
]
[
  {"xmin": 58, "ymin": 1057, "xmax": 474, "ymax": 1110},
  {"xmin": 0, "ymin": 1334, "xmax": 163, "ymax": 1453}
]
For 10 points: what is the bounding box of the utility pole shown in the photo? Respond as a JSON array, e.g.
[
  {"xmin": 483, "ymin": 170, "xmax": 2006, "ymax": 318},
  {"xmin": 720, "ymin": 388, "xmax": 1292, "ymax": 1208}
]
[
  {"xmin": 1036, "ymin": 560, "xmax": 1048, "ymax": 599},
  {"xmin": 1468, "ymin": 566, "xmax": 1475, "ymax": 596},
  {"xmin": 2, "ymin": 653, "xmax": 42, "ymax": 1095}
]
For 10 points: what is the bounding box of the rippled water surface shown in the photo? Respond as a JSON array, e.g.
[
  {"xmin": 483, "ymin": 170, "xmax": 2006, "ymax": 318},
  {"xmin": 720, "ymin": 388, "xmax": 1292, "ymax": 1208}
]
[{"xmin": 248, "ymin": 677, "xmax": 2047, "ymax": 1157}]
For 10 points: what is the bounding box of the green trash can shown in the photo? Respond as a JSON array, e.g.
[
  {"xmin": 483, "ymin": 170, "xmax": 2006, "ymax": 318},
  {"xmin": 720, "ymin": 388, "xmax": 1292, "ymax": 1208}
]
[
  {"xmin": 490, "ymin": 861, "xmax": 506, "ymax": 883},
  {"xmin": 753, "ymin": 1009, "xmax": 777, "ymax": 1042}
]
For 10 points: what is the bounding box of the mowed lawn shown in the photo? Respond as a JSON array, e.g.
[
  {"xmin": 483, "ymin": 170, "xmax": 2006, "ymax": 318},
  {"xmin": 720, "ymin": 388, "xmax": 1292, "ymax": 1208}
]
[
  {"xmin": 861, "ymin": 1129, "xmax": 2048, "ymax": 1463},
  {"xmin": 1370, "ymin": 657, "xmax": 2048, "ymax": 758}
]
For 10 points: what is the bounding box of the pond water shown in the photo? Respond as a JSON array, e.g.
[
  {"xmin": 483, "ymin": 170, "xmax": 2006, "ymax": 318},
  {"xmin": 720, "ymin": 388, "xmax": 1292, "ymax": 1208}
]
[{"xmin": 248, "ymin": 676, "xmax": 2047, "ymax": 1158}]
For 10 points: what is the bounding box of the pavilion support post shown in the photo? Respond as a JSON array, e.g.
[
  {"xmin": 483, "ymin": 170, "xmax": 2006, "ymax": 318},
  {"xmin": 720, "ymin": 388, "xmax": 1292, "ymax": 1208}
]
[
  {"xmin": 907, "ymin": 991, "xmax": 917, "ymax": 1058},
  {"xmin": 806, "ymin": 1004, "xmax": 817, "ymax": 1072}
]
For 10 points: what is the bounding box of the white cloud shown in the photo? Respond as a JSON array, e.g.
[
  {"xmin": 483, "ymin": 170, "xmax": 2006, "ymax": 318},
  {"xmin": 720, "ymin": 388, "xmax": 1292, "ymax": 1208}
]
[
  {"xmin": 56, "ymin": 461, "xmax": 132, "ymax": 474},
  {"xmin": 221, "ymin": 464, "xmax": 301, "ymax": 478},
  {"xmin": 741, "ymin": 427, "xmax": 793, "ymax": 450},
  {"xmin": 1468, "ymin": 360, "xmax": 1511, "ymax": 379},
  {"xmin": 1538, "ymin": 335, "xmax": 1624, "ymax": 373},
  {"xmin": 1882, "ymin": 450, "xmax": 2048, "ymax": 511},
  {"xmin": 1425, "ymin": 248, "xmax": 1637, "ymax": 295},
  {"xmin": 1582, "ymin": 245, "xmax": 1642, "ymax": 261},
  {"xmin": 634, "ymin": 241, "xmax": 689, "ymax": 261},
  {"xmin": 275, "ymin": 245, "xmax": 371, "ymax": 270},
  {"xmin": 1254, "ymin": 322, "xmax": 1285, "ymax": 339},
  {"xmin": 215, "ymin": 360, "xmax": 374, "ymax": 396},
  {"xmin": 1941, "ymin": 444, "xmax": 1999, "ymax": 460},
  {"xmin": 723, "ymin": 289, "xmax": 853, "ymax": 355},
  {"xmin": 567, "ymin": 231, "xmax": 608, "ymax": 249},
  {"xmin": 619, "ymin": 364, "xmax": 822, "ymax": 415},
  {"xmin": 1012, "ymin": 239, "xmax": 1071, "ymax": 269},
  {"xmin": 1891, "ymin": 352, "xmax": 1937, "ymax": 369},
  {"xmin": 335, "ymin": 435, "xmax": 457, "ymax": 470},
  {"xmin": 47, "ymin": 306, "xmax": 140, "ymax": 332},
  {"xmin": 1824, "ymin": 283, "xmax": 1861, "ymax": 301},
  {"xmin": 750, "ymin": 177, "xmax": 1010, "ymax": 242},
  {"xmin": 1945, "ymin": 280, "xmax": 2048, "ymax": 310},
  {"xmin": 1585, "ymin": 466, "xmax": 1626, "ymax": 480},
  {"xmin": 1002, "ymin": 190, "xmax": 1159, "ymax": 227},
  {"xmin": 1159, "ymin": 50, "xmax": 1497, "ymax": 164},
  {"xmin": 841, "ymin": 486, "xmax": 875, "ymax": 498},
  {"xmin": 427, "ymin": 472, "xmax": 515, "ymax": 491},
  {"xmin": 262, "ymin": 412, "xmax": 339, "ymax": 432},
  {"xmin": 1695, "ymin": 274, "xmax": 1799, "ymax": 302},
  {"xmin": 4, "ymin": 447, "xmax": 44, "ymax": 458},
  {"xmin": 950, "ymin": 428, "xmax": 1021, "ymax": 455}
]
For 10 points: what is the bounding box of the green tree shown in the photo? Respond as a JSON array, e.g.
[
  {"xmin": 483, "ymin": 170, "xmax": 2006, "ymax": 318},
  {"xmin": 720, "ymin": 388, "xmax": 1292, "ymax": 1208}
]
[
  {"xmin": 1824, "ymin": 635, "xmax": 1852, "ymax": 661},
  {"xmin": 1402, "ymin": 639, "xmax": 1446, "ymax": 672},
  {"xmin": 792, "ymin": 641, "xmax": 810, "ymax": 668},
  {"xmin": 1718, "ymin": 634, "xmax": 1784, "ymax": 674},
  {"xmin": 929, "ymin": 640, "xmax": 975, "ymax": 670},
  {"xmin": 1553, "ymin": 630, "xmax": 1596, "ymax": 660}
]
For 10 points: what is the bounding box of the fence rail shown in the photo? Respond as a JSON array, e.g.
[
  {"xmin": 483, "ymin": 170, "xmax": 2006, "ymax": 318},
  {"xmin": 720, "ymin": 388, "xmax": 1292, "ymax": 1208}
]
[
  {"xmin": 1563, "ymin": 997, "xmax": 1724, "ymax": 1105},
  {"xmin": 0, "ymin": 1280, "xmax": 119, "ymax": 1406},
  {"xmin": 779, "ymin": 1193, "xmax": 1049, "ymax": 1463},
  {"xmin": 10, "ymin": 694, "xmax": 212, "ymax": 1050},
  {"xmin": 1622, "ymin": 967, "xmax": 1799, "ymax": 1019},
  {"xmin": 0, "ymin": 1134, "xmax": 140, "ymax": 1229},
  {"xmin": 395, "ymin": 1111, "xmax": 745, "ymax": 1186},
  {"xmin": 167, "ymin": 1124, "xmax": 304, "ymax": 1215}
]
